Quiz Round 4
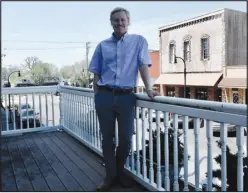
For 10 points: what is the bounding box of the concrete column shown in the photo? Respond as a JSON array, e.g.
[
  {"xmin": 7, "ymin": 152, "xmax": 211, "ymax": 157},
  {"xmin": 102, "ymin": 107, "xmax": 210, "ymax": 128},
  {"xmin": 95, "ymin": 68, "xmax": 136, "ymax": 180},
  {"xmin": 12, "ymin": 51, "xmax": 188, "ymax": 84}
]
[
  {"xmin": 175, "ymin": 86, "xmax": 180, "ymax": 97},
  {"xmin": 159, "ymin": 84, "xmax": 164, "ymax": 96},
  {"xmin": 190, "ymin": 87, "xmax": 196, "ymax": 99}
]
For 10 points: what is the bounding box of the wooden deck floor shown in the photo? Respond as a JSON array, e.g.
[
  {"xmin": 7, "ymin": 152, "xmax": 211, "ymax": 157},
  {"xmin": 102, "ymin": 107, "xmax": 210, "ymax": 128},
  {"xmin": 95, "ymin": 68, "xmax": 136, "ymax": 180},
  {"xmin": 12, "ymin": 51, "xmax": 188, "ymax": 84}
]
[{"xmin": 1, "ymin": 130, "xmax": 147, "ymax": 192}]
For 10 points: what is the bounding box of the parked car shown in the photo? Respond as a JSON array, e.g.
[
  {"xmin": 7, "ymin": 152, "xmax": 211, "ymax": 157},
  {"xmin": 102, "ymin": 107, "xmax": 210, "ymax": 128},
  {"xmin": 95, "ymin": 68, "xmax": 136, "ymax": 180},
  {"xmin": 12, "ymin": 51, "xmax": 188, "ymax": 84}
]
[
  {"xmin": 15, "ymin": 104, "xmax": 32, "ymax": 116},
  {"xmin": 17, "ymin": 109, "xmax": 40, "ymax": 129},
  {"xmin": 170, "ymin": 115, "xmax": 204, "ymax": 129},
  {"xmin": 212, "ymin": 122, "xmax": 247, "ymax": 137}
]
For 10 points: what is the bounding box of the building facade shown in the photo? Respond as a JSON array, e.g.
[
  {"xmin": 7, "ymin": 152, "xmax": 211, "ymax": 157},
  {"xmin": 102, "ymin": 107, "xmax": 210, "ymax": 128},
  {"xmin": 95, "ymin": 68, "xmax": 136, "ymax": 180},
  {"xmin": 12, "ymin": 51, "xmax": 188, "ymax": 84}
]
[{"xmin": 156, "ymin": 8, "xmax": 247, "ymax": 102}]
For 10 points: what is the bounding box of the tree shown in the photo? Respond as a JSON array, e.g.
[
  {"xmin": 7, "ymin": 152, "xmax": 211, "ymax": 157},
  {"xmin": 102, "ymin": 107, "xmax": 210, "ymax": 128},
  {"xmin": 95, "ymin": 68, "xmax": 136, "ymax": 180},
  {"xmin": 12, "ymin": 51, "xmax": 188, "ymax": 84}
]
[
  {"xmin": 59, "ymin": 60, "xmax": 92, "ymax": 87},
  {"xmin": 1, "ymin": 67, "xmax": 8, "ymax": 81},
  {"xmin": 207, "ymin": 140, "xmax": 248, "ymax": 191},
  {"xmin": 22, "ymin": 56, "xmax": 41, "ymax": 71},
  {"xmin": 31, "ymin": 62, "xmax": 60, "ymax": 85}
]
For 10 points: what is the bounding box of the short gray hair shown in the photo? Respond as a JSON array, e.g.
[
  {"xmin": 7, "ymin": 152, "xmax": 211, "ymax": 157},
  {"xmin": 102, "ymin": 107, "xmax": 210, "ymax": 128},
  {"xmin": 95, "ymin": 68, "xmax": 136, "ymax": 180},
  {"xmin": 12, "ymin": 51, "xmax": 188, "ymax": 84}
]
[{"xmin": 110, "ymin": 7, "xmax": 130, "ymax": 21}]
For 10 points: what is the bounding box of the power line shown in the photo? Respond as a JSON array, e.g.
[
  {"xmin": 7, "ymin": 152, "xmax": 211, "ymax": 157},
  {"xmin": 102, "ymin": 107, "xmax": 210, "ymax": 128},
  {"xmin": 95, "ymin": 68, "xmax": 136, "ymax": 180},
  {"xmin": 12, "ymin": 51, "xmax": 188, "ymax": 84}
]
[
  {"xmin": 4, "ymin": 46, "xmax": 89, "ymax": 51},
  {"xmin": 2, "ymin": 40, "xmax": 99, "ymax": 44}
]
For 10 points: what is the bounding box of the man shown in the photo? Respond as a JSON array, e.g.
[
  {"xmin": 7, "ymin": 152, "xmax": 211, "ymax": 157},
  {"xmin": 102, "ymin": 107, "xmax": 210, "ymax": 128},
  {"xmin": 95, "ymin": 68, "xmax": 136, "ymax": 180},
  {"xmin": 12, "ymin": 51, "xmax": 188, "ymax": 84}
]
[{"xmin": 88, "ymin": 7, "xmax": 159, "ymax": 191}]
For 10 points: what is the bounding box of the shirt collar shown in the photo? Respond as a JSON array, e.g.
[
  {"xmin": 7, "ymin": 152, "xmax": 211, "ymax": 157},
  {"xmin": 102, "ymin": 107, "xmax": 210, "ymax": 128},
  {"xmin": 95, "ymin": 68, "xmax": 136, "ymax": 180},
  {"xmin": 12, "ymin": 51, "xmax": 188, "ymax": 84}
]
[{"xmin": 112, "ymin": 32, "xmax": 128, "ymax": 41}]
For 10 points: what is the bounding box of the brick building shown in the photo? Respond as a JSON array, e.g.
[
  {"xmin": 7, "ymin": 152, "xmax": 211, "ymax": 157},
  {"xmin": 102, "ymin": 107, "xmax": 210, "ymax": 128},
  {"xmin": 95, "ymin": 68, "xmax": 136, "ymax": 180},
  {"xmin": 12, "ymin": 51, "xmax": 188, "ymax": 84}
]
[
  {"xmin": 155, "ymin": 8, "xmax": 247, "ymax": 101},
  {"xmin": 136, "ymin": 50, "xmax": 160, "ymax": 93}
]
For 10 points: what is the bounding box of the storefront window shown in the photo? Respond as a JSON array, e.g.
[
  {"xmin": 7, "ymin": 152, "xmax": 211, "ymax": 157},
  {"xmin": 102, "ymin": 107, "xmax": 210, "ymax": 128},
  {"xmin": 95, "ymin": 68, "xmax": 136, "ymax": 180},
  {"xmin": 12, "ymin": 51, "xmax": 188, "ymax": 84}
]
[
  {"xmin": 217, "ymin": 88, "xmax": 222, "ymax": 102},
  {"xmin": 167, "ymin": 87, "xmax": 175, "ymax": 97},
  {"xmin": 195, "ymin": 88, "xmax": 208, "ymax": 100}
]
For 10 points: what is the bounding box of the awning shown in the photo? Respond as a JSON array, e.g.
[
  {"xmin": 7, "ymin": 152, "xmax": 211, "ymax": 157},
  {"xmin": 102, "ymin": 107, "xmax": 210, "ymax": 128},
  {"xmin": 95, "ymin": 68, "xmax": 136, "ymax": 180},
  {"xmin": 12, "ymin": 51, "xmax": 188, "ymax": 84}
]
[
  {"xmin": 154, "ymin": 73, "xmax": 222, "ymax": 87},
  {"xmin": 218, "ymin": 78, "xmax": 247, "ymax": 88}
]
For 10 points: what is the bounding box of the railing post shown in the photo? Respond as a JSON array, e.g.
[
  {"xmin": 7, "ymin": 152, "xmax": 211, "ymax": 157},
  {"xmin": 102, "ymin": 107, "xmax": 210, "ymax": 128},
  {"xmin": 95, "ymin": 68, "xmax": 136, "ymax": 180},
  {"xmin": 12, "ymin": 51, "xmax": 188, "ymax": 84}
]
[
  {"xmin": 236, "ymin": 126, "xmax": 244, "ymax": 191},
  {"xmin": 59, "ymin": 86, "xmax": 64, "ymax": 127}
]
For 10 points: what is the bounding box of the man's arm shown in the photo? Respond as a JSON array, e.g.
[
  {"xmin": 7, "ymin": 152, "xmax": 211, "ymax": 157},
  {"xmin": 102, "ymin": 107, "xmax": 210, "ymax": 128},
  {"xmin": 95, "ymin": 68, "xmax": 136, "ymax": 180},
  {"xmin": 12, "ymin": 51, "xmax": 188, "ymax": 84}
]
[
  {"xmin": 93, "ymin": 73, "xmax": 100, "ymax": 94},
  {"xmin": 88, "ymin": 43, "xmax": 102, "ymax": 94},
  {"xmin": 139, "ymin": 65, "xmax": 152, "ymax": 91},
  {"xmin": 138, "ymin": 36, "xmax": 159, "ymax": 99}
]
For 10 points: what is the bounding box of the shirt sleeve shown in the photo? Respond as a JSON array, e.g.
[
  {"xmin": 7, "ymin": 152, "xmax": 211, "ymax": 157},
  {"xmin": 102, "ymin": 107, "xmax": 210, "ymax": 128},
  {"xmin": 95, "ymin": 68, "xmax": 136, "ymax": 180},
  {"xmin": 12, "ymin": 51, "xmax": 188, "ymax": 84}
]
[
  {"xmin": 138, "ymin": 36, "xmax": 152, "ymax": 68},
  {"xmin": 88, "ymin": 43, "xmax": 102, "ymax": 75}
]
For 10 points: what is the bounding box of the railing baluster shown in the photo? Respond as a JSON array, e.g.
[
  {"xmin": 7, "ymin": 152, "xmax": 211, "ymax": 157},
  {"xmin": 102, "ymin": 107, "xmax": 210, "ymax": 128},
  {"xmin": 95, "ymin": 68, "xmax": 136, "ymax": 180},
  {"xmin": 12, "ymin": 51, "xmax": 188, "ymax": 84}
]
[
  {"xmin": 69, "ymin": 94, "xmax": 72, "ymax": 131},
  {"xmin": 91, "ymin": 98, "xmax": 95, "ymax": 145},
  {"xmin": 45, "ymin": 93, "xmax": 48, "ymax": 126},
  {"xmin": 220, "ymin": 123, "xmax": 227, "ymax": 191},
  {"xmin": 51, "ymin": 93, "xmax": 55, "ymax": 126},
  {"xmin": 93, "ymin": 98, "xmax": 97, "ymax": 147},
  {"xmin": 83, "ymin": 96, "xmax": 86, "ymax": 140},
  {"xmin": 136, "ymin": 107, "xmax": 140, "ymax": 176},
  {"xmin": 173, "ymin": 113, "xmax": 179, "ymax": 191},
  {"xmin": 194, "ymin": 118, "xmax": 200, "ymax": 191},
  {"xmin": 78, "ymin": 96, "xmax": 81, "ymax": 137},
  {"xmin": 39, "ymin": 94, "xmax": 42, "ymax": 127},
  {"xmin": 59, "ymin": 92, "xmax": 64, "ymax": 127},
  {"xmin": 156, "ymin": 110, "xmax": 162, "ymax": 189},
  {"xmin": 164, "ymin": 111, "xmax": 170, "ymax": 191},
  {"xmin": 183, "ymin": 115, "xmax": 189, "ymax": 191},
  {"xmin": 141, "ymin": 107, "xmax": 147, "ymax": 179},
  {"xmin": 76, "ymin": 95, "xmax": 78, "ymax": 134},
  {"xmin": 206, "ymin": 120, "xmax": 213, "ymax": 191},
  {"xmin": 32, "ymin": 93, "xmax": 36, "ymax": 128},
  {"xmin": 5, "ymin": 95, "xmax": 9, "ymax": 131},
  {"xmin": 149, "ymin": 109, "xmax": 154, "ymax": 184},
  {"xmin": 26, "ymin": 94, "xmax": 29, "ymax": 130},
  {"xmin": 87, "ymin": 97, "xmax": 90, "ymax": 142},
  {"xmin": 236, "ymin": 126, "xmax": 244, "ymax": 191},
  {"xmin": 131, "ymin": 124, "xmax": 135, "ymax": 172},
  {"xmin": 71, "ymin": 94, "xmax": 73, "ymax": 130},
  {"xmin": 12, "ymin": 95, "xmax": 16, "ymax": 130},
  {"xmin": 19, "ymin": 95, "xmax": 23, "ymax": 130}
]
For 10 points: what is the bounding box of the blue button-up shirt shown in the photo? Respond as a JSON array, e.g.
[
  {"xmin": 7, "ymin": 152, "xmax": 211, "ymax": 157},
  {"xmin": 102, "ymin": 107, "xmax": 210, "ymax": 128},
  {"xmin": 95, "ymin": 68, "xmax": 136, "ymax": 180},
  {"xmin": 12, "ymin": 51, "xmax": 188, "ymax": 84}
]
[{"xmin": 88, "ymin": 33, "xmax": 151, "ymax": 89}]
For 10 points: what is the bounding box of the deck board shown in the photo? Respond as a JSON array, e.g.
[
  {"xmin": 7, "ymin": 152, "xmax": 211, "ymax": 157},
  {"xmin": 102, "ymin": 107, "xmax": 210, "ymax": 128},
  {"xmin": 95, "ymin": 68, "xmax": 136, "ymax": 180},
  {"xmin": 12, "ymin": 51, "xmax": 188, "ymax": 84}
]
[
  {"xmin": 32, "ymin": 133, "xmax": 83, "ymax": 191},
  {"xmin": 1, "ymin": 130, "xmax": 146, "ymax": 192},
  {"xmin": 1, "ymin": 141, "xmax": 18, "ymax": 191},
  {"xmin": 7, "ymin": 139, "xmax": 34, "ymax": 191},
  {"xmin": 23, "ymin": 135, "xmax": 67, "ymax": 191},
  {"xmin": 16, "ymin": 136, "xmax": 50, "ymax": 191}
]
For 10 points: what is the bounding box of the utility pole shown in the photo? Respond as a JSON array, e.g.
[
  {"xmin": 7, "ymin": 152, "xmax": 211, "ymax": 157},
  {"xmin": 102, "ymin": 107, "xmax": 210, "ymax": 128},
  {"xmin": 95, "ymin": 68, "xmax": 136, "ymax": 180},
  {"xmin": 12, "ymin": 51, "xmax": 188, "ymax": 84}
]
[{"xmin": 86, "ymin": 42, "xmax": 90, "ymax": 87}]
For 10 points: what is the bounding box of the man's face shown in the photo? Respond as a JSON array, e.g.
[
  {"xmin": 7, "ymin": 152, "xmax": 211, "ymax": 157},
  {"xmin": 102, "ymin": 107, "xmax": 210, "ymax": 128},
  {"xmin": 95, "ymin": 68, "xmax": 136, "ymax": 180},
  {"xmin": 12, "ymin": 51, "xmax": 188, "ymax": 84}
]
[{"xmin": 111, "ymin": 11, "xmax": 129, "ymax": 34}]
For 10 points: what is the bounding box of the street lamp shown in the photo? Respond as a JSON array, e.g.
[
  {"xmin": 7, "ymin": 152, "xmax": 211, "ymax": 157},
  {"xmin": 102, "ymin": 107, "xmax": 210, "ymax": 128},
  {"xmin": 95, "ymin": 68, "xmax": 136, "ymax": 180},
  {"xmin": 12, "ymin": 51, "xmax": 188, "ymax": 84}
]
[
  {"xmin": 174, "ymin": 55, "xmax": 187, "ymax": 98},
  {"xmin": 7, "ymin": 70, "xmax": 21, "ymax": 123}
]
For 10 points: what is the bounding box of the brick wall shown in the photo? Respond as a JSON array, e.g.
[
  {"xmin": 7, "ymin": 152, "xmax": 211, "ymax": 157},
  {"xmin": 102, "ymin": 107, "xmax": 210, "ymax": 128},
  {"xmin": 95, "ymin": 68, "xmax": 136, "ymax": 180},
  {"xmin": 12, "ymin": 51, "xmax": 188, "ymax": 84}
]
[{"xmin": 149, "ymin": 51, "xmax": 160, "ymax": 78}]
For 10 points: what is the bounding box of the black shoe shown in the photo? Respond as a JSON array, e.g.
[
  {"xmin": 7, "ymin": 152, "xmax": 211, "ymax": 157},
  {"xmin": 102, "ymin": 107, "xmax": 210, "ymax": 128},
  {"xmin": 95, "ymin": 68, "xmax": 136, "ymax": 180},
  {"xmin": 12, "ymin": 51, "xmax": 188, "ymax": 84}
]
[
  {"xmin": 96, "ymin": 177, "xmax": 118, "ymax": 192},
  {"xmin": 118, "ymin": 173, "xmax": 134, "ymax": 188}
]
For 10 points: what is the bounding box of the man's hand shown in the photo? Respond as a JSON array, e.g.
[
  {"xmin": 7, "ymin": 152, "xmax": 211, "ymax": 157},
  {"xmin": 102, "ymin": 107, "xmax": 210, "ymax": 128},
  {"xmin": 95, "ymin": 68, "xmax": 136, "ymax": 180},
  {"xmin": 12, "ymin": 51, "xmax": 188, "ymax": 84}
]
[
  {"xmin": 147, "ymin": 89, "xmax": 160, "ymax": 100},
  {"xmin": 93, "ymin": 73, "xmax": 100, "ymax": 95}
]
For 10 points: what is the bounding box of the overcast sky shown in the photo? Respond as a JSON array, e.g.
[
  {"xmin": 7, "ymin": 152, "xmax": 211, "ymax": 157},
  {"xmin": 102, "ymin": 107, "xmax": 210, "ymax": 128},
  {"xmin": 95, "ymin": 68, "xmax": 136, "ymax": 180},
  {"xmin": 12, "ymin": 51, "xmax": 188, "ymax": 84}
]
[{"xmin": 2, "ymin": 1, "xmax": 246, "ymax": 68}]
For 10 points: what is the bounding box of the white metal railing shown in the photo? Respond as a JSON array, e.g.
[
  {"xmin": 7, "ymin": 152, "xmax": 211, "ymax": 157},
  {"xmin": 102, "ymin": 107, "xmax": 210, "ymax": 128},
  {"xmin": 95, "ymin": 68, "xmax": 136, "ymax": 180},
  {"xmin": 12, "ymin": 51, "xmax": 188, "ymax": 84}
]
[
  {"xmin": 1, "ymin": 86, "xmax": 60, "ymax": 135},
  {"xmin": 58, "ymin": 86, "xmax": 247, "ymax": 192},
  {"xmin": 1, "ymin": 86, "xmax": 247, "ymax": 192}
]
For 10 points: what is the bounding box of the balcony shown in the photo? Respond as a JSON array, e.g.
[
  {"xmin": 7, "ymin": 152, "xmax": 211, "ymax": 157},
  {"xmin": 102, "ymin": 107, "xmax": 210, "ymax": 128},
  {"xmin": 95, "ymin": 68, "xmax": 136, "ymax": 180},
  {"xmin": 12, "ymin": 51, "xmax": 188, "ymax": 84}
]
[{"xmin": 1, "ymin": 86, "xmax": 247, "ymax": 191}]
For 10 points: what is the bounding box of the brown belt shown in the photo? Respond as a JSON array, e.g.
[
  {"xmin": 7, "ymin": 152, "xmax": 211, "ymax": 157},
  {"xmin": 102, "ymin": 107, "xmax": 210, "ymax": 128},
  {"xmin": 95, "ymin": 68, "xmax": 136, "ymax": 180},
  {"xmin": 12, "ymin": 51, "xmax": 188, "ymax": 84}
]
[{"xmin": 98, "ymin": 86, "xmax": 134, "ymax": 94}]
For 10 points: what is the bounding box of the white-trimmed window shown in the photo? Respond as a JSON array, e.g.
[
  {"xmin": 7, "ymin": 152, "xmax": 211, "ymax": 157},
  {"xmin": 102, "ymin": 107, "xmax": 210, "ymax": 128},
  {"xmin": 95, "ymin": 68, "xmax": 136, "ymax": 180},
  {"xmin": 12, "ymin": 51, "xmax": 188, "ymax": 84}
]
[
  {"xmin": 201, "ymin": 35, "xmax": 210, "ymax": 60},
  {"xmin": 183, "ymin": 35, "xmax": 192, "ymax": 62},
  {"xmin": 184, "ymin": 41, "xmax": 190, "ymax": 61},
  {"xmin": 169, "ymin": 41, "xmax": 176, "ymax": 63}
]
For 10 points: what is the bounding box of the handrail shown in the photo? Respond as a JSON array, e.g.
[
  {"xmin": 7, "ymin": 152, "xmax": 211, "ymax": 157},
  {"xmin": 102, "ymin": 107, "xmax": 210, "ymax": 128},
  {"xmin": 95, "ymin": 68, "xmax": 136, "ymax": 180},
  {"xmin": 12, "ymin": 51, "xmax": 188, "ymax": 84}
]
[{"xmin": 59, "ymin": 86, "xmax": 247, "ymax": 116}]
